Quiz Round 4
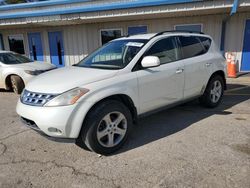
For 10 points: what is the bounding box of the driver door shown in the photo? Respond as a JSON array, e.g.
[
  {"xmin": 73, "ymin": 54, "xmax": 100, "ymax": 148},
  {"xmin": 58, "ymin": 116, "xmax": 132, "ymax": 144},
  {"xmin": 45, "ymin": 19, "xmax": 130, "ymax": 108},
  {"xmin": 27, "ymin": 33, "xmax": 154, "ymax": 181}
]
[{"xmin": 136, "ymin": 37, "xmax": 185, "ymax": 114}]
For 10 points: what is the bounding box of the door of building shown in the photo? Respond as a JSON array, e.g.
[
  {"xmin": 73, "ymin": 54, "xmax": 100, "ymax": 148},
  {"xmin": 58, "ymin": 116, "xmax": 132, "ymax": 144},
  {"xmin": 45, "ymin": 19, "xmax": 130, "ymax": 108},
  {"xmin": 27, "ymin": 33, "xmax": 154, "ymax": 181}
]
[
  {"xmin": 0, "ymin": 34, "xmax": 4, "ymax": 50},
  {"xmin": 241, "ymin": 19, "xmax": 250, "ymax": 72},
  {"xmin": 48, "ymin": 31, "xmax": 65, "ymax": 67},
  {"xmin": 28, "ymin": 32, "xmax": 44, "ymax": 61}
]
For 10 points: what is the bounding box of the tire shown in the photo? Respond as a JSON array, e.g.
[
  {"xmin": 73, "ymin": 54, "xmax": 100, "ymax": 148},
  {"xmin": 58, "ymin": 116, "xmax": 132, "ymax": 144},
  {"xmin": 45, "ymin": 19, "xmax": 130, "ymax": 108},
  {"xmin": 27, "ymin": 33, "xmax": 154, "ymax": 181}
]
[
  {"xmin": 199, "ymin": 75, "xmax": 224, "ymax": 108},
  {"xmin": 10, "ymin": 75, "xmax": 25, "ymax": 94},
  {"xmin": 76, "ymin": 100, "xmax": 133, "ymax": 155}
]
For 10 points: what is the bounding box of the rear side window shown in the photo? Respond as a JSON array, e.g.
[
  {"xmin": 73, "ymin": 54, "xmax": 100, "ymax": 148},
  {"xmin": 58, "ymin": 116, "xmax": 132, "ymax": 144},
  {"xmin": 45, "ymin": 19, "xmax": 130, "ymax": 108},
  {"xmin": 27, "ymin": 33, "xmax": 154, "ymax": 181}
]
[
  {"xmin": 145, "ymin": 37, "xmax": 179, "ymax": 64},
  {"xmin": 199, "ymin": 37, "xmax": 212, "ymax": 52},
  {"xmin": 179, "ymin": 36, "xmax": 205, "ymax": 59}
]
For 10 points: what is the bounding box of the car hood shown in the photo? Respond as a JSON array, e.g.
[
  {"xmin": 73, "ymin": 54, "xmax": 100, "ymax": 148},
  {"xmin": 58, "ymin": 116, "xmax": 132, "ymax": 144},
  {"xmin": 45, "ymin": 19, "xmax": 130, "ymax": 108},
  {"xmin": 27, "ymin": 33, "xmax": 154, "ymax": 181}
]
[
  {"xmin": 9, "ymin": 61, "xmax": 55, "ymax": 70},
  {"xmin": 26, "ymin": 66, "xmax": 119, "ymax": 93}
]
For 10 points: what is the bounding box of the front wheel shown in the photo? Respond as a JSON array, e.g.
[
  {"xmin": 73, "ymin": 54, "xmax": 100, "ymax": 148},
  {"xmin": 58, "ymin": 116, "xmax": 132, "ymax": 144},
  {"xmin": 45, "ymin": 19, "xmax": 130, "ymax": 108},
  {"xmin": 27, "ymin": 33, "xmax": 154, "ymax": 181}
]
[
  {"xmin": 76, "ymin": 100, "xmax": 133, "ymax": 155},
  {"xmin": 10, "ymin": 75, "xmax": 25, "ymax": 94},
  {"xmin": 199, "ymin": 75, "xmax": 224, "ymax": 108}
]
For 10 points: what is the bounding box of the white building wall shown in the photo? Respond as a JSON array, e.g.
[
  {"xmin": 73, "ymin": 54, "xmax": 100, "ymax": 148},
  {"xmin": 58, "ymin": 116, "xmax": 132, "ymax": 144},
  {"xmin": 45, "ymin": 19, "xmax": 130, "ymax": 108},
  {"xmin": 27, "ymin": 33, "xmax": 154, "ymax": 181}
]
[
  {"xmin": 60, "ymin": 14, "xmax": 225, "ymax": 65},
  {"xmin": 0, "ymin": 12, "xmax": 249, "ymax": 69}
]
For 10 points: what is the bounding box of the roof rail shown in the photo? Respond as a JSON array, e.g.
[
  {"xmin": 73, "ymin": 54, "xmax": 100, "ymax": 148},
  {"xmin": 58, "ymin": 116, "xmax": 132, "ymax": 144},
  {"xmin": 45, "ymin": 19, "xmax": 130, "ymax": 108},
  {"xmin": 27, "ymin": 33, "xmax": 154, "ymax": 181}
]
[{"xmin": 154, "ymin": 30, "xmax": 204, "ymax": 38}]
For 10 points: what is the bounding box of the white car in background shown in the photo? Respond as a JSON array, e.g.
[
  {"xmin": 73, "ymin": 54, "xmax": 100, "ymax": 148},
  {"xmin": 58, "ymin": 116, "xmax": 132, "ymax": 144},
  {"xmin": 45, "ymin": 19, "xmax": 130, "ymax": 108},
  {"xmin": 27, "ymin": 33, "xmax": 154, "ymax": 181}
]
[
  {"xmin": 0, "ymin": 51, "xmax": 56, "ymax": 94},
  {"xmin": 17, "ymin": 31, "xmax": 227, "ymax": 155}
]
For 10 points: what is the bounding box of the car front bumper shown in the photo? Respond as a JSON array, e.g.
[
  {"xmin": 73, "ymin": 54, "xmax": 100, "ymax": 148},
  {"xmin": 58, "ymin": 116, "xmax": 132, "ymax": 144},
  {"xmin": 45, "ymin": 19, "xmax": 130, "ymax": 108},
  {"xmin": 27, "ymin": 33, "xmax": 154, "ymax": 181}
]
[
  {"xmin": 16, "ymin": 99, "xmax": 94, "ymax": 138},
  {"xmin": 20, "ymin": 117, "xmax": 75, "ymax": 143}
]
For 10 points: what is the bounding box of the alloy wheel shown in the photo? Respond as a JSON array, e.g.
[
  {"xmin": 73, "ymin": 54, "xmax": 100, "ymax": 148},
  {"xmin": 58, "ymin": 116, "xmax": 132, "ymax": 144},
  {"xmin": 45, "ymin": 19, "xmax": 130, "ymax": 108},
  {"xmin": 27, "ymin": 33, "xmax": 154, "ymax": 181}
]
[
  {"xmin": 97, "ymin": 111, "xmax": 127, "ymax": 148},
  {"xmin": 210, "ymin": 80, "xmax": 222, "ymax": 103},
  {"xmin": 11, "ymin": 79, "xmax": 18, "ymax": 93}
]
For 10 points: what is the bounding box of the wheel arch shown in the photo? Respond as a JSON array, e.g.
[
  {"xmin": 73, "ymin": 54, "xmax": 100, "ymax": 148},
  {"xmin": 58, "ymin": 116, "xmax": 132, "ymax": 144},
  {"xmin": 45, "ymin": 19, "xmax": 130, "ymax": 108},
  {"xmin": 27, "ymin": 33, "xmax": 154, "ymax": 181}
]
[
  {"xmin": 84, "ymin": 94, "xmax": 138, "ymax": 125},
  {"xmin": 4, "ymin": 74, "xmax": 25, "ymax": 90},
  {"xmin": 208, "ymin": 70, "xmax": 227, "ymax": 90},
  {"xmin": 90, "ymin": 94, "xmax": 137, "ymax": 123}
]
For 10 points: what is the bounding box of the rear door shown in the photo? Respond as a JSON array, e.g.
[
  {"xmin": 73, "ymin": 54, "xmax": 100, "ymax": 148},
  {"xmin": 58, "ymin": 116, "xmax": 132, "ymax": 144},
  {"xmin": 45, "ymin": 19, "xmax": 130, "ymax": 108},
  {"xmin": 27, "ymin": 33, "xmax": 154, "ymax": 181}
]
[
  {"xmin": 178, "ymin": 35, "xmax": 211, "ymax": 99},
  {"xmin": 137, "ymin": 36, "xmax": 185, "ymax": 114}
]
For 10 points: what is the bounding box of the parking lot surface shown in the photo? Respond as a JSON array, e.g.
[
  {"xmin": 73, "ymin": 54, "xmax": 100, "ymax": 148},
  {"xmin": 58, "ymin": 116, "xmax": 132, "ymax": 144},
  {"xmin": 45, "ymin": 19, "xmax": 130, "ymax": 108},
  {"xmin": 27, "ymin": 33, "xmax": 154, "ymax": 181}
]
[{"xmin": 0, "ymin": 77, "xmax": 250, "ymax": 188}]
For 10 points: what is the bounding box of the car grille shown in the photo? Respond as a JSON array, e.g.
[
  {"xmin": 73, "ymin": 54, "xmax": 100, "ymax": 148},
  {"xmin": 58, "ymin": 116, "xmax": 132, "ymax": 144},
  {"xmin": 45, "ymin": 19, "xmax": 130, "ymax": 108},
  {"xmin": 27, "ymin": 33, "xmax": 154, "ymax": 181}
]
[{"xmin": 21, "ymin": 90, "xmax": 56, "ymax": 106}]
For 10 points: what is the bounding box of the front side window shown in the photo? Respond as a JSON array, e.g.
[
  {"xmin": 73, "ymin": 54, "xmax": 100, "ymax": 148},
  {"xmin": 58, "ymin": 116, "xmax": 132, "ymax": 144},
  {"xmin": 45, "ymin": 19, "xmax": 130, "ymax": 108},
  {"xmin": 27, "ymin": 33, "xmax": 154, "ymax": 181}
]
[
  {"xmin": 179, "ymin": 36, "xmax": 205, "ymax": 59},
  {"xmin": 100, "ymin": 29, "xmax": 122, "ymax": 45},
  {"xmin": 76, "ymin": 39, "xmax": 148, "ymax": 70},
  {"xmin": 8, "ymin": 35, "xmax": 25, "ymax": 54},
  {"xmin": 0, "ymin": 53, "xmax": 32, "ymax": 65},
  {"xmin": 145, "ymin": 37, "xmax": 180, "ymax": 64}
]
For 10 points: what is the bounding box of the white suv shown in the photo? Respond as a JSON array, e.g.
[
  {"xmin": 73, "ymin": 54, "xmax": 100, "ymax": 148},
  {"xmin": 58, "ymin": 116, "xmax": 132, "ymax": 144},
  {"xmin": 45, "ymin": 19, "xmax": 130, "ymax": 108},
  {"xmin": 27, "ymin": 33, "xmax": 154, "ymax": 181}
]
[{"xmin": 16, "ymin": 31, "xmax": 226, "ymax": 155}]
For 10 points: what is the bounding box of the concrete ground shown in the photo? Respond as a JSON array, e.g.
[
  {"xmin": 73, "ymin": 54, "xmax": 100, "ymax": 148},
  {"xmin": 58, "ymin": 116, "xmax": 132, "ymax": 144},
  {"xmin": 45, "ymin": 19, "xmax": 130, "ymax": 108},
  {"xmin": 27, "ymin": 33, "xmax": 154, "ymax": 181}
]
[{"xmin": 0, "ymin": 76, "xmax": 249, "ymax": 188}]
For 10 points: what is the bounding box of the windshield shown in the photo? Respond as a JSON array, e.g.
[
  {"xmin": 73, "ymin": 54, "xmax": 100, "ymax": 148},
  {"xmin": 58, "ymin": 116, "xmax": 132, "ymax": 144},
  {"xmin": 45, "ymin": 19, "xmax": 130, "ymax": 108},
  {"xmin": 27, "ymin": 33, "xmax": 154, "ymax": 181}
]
[
  {"xmin": 0, "ymin": 53, "xmax": 33, "ymax": 65},
  {"xmin": 75, "ymin": 39, "xmax": 148, "ymax": 69}
]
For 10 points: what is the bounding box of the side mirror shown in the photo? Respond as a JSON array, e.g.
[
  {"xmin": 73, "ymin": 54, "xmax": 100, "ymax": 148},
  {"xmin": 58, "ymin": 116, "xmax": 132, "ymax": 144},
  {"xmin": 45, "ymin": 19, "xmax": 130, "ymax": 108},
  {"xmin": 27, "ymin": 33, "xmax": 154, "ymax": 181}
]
[{"xmin": 141, "ymin": 56, "xmax": 160, "ymax": 68}]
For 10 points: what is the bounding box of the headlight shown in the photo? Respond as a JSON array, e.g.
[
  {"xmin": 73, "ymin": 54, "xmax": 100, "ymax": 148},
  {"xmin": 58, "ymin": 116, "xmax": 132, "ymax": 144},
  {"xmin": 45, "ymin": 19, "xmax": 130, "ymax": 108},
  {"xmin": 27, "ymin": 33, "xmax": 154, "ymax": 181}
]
[
  {"xmin": 44, "ymin": 88, "xmax": 89, "ymax": 107},
  {"xmin": 24, "ymin": 70, "xmax": 42, "ymax": 75}
]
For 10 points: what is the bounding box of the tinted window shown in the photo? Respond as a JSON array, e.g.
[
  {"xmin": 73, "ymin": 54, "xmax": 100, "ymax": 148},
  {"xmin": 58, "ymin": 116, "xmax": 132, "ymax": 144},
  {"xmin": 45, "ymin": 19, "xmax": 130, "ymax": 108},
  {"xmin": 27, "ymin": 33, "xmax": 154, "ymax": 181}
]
[
  {"xmin": 175, "ymin": 24, "xmax": 202, "ymax": 32},
  {"xmin": 199, "ymin": 37, "xmax": 211, "ymax": 52},
  {"xmin": 0, "ymin": 53, "xmax": 32, "ymax": 64},
  {"xmin": 8, "ymin": 35, "xmax": 25, "ymax": 54},
  {"xmin": 145, "ymin": 37, "xmax": 179, "ymax": 64},
  {"xmin": 128, "ymin": 26, "xmax": 147, "ymax": 35},
  {"xmin": 179, "ymin": 36, "xmax": 205, "ymax": 59},
  {"xmin": 101, "ymin": 29, "xmax": 122, "ymax": 45}
]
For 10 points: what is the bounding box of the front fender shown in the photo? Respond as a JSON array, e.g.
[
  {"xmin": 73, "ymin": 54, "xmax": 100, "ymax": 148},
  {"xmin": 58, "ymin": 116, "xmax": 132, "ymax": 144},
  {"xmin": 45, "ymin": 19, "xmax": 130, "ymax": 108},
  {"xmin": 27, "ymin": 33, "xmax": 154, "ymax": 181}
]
[
  {"xmin": 79, "ymin": 72, "xmax": 139, "ymax": 110},
  {"xmin": 67, "ymin": 72, "xmax": 139, "ymax": 138}
]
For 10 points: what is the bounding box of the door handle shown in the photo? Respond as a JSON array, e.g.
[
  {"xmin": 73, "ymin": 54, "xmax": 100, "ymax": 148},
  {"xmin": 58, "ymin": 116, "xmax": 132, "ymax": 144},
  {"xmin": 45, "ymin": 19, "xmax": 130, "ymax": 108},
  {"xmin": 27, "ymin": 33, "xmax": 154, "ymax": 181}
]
[
  {"xmin": 206, "ymin": 63, "xmax": 212, "ymax": 67},
  {"xmin": 176, "ymin": 68, "xmax": 184, "ymax": 74}
]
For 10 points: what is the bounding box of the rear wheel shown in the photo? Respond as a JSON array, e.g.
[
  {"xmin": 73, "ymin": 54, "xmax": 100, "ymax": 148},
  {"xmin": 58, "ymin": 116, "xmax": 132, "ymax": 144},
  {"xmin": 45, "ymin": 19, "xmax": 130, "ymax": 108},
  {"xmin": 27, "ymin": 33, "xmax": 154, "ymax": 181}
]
[
  {"xmin": 76, "ymin": 100, "xmax": 133, "ymax": 155},
  {"xmin": 199, "ymin": 75, "xmax": 224, "ymax": 108},
  {"xmin": 10, "ymin": 75, "xmax": 25, "ymax": 94}
]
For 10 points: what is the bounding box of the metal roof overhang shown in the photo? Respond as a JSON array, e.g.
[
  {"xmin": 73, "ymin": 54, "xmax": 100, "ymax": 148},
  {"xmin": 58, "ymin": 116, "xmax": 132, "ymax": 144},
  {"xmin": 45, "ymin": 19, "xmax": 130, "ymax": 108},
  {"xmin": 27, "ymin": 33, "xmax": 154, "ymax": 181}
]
[
  {"xmin": 0, "ymin": 0, "xmax": 202, "ymax": 19},
  {"xmin": 0, "ymin": 0, "xmax": 90, "ymax": 11}
]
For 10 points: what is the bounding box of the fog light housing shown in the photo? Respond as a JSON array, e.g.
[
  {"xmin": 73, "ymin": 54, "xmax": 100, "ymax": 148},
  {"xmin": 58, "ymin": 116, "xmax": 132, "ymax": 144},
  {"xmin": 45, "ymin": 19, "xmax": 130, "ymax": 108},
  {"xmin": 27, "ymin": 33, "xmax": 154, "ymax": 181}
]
[{"xmin": 48, "ymin": 127, "xmax": 62, "ymax": 134}]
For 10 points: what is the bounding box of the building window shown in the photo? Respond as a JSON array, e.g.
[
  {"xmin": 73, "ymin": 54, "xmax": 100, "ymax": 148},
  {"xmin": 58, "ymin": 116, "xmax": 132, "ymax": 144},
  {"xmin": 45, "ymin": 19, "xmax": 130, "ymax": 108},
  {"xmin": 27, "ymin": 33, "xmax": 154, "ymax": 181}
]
[
  {"xmin": 100, "ymin": 29, "xmax": 122, "ymax": 45},
  {"xmin": 175, "ymin": 24, "xmax": 202, "ymax": 32},
  {"xmin": 0, "ymin": 34, "xmax": 4, "ymax": 50},
  {"xmin": 128, "ymin": 26, "xmax": 147, "ymax": 35},
  {"xmin": 8, "ymin": 34, "xmax": 25, "ymax": 54}
]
